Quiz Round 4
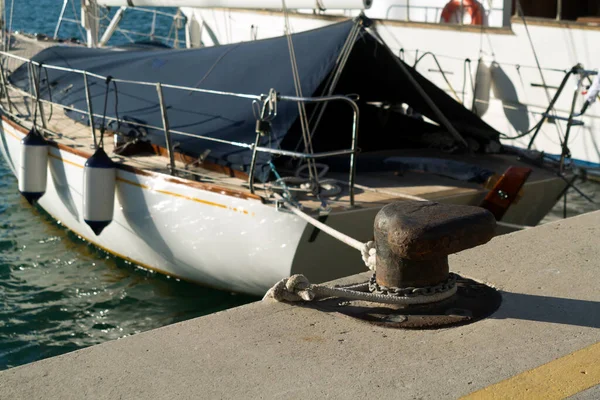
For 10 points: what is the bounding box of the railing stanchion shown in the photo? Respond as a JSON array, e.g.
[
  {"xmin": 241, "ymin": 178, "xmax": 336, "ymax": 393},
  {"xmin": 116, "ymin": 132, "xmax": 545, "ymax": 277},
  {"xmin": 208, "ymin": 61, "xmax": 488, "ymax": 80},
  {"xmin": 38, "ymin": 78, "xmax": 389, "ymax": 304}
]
[
  {"xmin": 0, "ymin": 61, "xmax": 13, "ymax": 114},
  {"xmin": 279, "ymin": 94, "xmax": 359, "ymax": 206},
  {"xmin": 83, "ymin": 72, "xmax": 97, "ymax": 148},
  {"xmin": 29, "ymin": 61, "xmax": 47, "ymax": 129},
  {"xmin": 156, "ymin": 82, "xmax": 176, "ymax": 175},
  {"xmin": 248, "ymin": 133, "xmax": 260, "ymax": 195},
  {"xmin": 34, "ymin": 64, "xmax": 47, "ymax": 129}
]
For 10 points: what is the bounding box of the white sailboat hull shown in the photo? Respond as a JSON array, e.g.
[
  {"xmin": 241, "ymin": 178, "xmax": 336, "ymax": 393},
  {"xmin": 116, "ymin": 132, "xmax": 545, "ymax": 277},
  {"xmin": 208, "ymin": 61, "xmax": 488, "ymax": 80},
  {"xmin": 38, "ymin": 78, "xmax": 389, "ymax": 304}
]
[
  {"xmin": 0, "ymin": 116, "xmax": 566, "ymax": 295},
  {"xmin": 1, "ymin": 118, "xmax": 311, "ymax": 295}
]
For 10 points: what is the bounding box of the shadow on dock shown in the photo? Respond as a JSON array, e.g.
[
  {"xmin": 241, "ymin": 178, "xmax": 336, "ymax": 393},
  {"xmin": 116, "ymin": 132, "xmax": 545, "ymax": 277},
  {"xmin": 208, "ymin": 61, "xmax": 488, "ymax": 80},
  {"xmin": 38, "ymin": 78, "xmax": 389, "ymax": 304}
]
[{"xmin": 494, "ymin": 291, "xmax": 600, "ymax": 329}]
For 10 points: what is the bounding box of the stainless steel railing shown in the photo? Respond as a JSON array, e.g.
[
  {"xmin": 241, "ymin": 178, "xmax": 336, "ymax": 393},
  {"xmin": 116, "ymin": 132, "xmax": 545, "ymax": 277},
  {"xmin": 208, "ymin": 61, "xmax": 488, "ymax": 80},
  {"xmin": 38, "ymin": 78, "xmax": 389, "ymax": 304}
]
[
  {"xmin": 0, "ymin": 50, "xmax": 360, "ymax": 205},
  {"xmin": 53, "ymin": 1, "xmax": 185, "ymax": 47}
]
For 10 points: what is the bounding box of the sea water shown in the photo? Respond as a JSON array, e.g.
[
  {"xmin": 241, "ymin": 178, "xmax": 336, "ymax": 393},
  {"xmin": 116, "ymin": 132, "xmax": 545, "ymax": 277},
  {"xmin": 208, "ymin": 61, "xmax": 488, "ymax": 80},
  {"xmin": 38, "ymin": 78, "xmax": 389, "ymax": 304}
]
[
  {"xmin": 0, "ymin": 0, "xmax": 256, "ymax": 371},
  {"xmin": 1, "ymin": 0, "xmax": 599, "ymax": 371}
]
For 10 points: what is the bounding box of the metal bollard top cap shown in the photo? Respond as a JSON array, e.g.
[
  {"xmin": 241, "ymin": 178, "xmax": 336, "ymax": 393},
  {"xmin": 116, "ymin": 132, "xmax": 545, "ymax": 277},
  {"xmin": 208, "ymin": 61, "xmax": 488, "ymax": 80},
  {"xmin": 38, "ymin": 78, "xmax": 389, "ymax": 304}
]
[{"xmin": 375, "ymin": 201, "xmax": 496, "ymax": 260}]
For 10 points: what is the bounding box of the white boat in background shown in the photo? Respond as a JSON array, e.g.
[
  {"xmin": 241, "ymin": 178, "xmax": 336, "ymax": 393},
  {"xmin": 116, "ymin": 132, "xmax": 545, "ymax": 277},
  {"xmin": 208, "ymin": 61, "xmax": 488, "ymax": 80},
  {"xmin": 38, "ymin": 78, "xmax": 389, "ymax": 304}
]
[
  {"xmin": 78, "ymin": 0, "xmax": 600, "ymax": 169},
  {"xmin": 0, "ymin": 3, "xmax": 574, "ymax": 295}
]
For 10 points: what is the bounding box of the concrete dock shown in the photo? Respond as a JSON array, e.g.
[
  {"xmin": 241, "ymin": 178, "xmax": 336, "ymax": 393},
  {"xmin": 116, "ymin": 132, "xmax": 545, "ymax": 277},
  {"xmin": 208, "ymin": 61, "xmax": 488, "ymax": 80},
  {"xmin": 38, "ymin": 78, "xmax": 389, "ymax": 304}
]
[{"xmin": 2, "ymin": 211, "xmax": 600, "ymax": 399}]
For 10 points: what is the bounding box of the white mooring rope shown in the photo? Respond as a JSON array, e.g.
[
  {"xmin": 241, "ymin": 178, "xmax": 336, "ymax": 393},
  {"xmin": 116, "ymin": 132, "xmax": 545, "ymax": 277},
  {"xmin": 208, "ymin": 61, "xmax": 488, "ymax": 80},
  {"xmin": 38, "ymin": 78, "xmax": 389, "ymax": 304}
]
[
  {"xmin": 267, "ymin": 191, "xmax": 525, "ymax": 305},
  {"xmin": 263, "ymin": 274, "xmax": 457, "ymax": 305}
]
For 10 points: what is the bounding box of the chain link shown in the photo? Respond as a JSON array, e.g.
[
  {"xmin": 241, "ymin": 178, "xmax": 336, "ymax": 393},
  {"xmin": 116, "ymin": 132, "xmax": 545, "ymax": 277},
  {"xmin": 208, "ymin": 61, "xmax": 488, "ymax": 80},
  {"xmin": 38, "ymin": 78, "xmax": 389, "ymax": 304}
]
[{"xmin": 369, "ymin": 273, "xmax": 458, "ymax": 298}]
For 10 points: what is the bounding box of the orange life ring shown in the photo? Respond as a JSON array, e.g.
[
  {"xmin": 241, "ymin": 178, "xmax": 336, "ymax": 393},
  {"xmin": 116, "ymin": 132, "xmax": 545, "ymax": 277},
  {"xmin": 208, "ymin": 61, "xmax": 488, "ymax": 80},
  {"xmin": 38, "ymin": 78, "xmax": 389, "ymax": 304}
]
[{"xmin": 441, "ymin": 0, "xmax": 484, "ymax": 25}]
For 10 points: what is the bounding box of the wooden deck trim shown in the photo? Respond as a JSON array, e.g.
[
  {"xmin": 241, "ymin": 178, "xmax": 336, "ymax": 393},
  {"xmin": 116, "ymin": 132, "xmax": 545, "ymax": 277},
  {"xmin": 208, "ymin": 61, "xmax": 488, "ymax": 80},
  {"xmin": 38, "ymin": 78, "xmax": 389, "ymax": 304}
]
[
  {"xmin": 150, "ymin": 144, "xmax": 250, "ymax": 180},
  {"xmin": 512, "ymin": 16, "xmax": 600, "ymax": 31},
  {"xmin": 376, "ymin": 18, "xmax": 513, "ymax": 34},
  {"xmin": 1, "ymin": 115, "xmax": 263, "ymax": 202}
]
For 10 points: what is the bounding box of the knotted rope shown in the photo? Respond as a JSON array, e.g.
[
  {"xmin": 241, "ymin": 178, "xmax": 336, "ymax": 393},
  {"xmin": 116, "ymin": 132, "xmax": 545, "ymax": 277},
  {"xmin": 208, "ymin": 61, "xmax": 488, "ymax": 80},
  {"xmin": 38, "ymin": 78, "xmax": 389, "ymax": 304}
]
[
  {"xmin": 263, "ymin": 274, "xmax": 457, "ymax": 305},
  {"xmin": 361, "ymin": 240, "xmax": 377, "ymax": 272}
]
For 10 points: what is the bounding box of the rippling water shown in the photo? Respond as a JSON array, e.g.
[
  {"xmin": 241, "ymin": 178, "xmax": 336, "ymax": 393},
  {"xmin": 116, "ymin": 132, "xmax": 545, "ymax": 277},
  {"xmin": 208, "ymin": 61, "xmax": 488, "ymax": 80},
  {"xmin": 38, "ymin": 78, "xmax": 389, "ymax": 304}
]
[
  {"xmin": 1, "ymin": 0, "xmax": 600, "ymax": 372},
  {"xmin": 0, "ymin": 1, "xmax": 255, "ymax": 371},
  {"xmin": 0, "ymin": 158, "xmax": 255, "ymax": 370},
  {"xmin": 0, "ymin": 158, "xmax": 255, "ymax": 369}
]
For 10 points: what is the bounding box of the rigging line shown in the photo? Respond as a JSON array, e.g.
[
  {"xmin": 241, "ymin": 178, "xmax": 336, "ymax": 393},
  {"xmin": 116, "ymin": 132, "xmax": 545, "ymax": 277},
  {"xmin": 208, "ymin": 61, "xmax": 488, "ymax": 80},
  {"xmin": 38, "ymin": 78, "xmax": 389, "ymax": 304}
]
[
  {"xmin": 189, "ymin": 44, "xmax": 240, "ymax": 94},
  {"xmin": 165, "ymin": 15, "xmax": 176, "ymax": 46},
  {"xmin": 308, "ymin": 21, "xmax": 359, "ymax": 127},
  {"xmin": 291, "ymin": 22, "xmax": 358, "ymax": 153},
  {"xmin": 70, "ymin": 0, "xmax": 87, "ymax": 42},
  {"xmin": 370, "ymin": 27, "xmax": 468, "ymax": 149},
  {"xmin": 515, "ymin": 0, "xmax": 564, "ymax": 144},
  {"xmin": 478, "ymin": 9, "xmax": 484, "ymax": 58},
  {"xmin": 282, "ymin": 0, "xmax": 318, "ymax": 184},
  {"xmin": 6, "ymin": 0, "xmax": 14, "ymax": 51},
  {"xmin": 116, "ymin": 28, "xmax": 135, "ymax": 43},
  {"xmin": 398, "ymin": 48, "xmax": 568, "ymax": 74},
  {"xmin": 298, "ymin": 19, "xmax": 361, "ymax": 153},
  {"xmin": 84, "ymin": 4, "xmax": 111, "ymax": 21},
  {"xmin": 414, "ymin": 52, "xmax": 461, "ymax": 103}
]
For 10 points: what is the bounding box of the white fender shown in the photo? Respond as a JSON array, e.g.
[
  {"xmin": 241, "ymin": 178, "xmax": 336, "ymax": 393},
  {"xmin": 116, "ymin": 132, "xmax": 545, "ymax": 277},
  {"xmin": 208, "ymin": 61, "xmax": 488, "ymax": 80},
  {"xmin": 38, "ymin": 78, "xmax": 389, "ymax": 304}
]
[
  {"xmin": 472, "ymin": 59, "xmax": 492, "ymax": 117},
  {"xmin": 18, "ymin": 127, "xmax": 48, "ymax": 204},
  {"xmin": 83, "ymin": 147, "xmax": 116, "ymax": 235}
]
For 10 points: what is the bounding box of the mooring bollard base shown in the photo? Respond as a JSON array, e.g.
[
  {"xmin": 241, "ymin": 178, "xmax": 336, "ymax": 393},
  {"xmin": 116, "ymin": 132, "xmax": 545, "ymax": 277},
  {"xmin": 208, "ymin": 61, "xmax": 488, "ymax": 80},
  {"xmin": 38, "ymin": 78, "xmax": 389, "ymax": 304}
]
[{"xmin": 314, "ymin": 274, "xmax": 501, "ymax": 330}]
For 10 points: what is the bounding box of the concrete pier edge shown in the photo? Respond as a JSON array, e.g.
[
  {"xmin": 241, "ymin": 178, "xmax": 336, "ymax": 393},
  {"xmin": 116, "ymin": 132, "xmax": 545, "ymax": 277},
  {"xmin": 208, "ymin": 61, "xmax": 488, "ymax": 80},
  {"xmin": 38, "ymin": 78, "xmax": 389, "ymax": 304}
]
[{"xmin": 2, "ymin": 211, "xmax": 600, "ymax": 399}]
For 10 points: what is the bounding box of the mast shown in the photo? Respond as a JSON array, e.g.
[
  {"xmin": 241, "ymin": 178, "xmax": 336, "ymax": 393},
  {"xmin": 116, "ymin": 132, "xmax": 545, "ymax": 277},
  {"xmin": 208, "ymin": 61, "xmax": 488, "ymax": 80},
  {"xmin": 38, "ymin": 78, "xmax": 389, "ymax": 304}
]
[{"xmin": 82, "ymin": 0, "xmax": 100, "ymax": 47}]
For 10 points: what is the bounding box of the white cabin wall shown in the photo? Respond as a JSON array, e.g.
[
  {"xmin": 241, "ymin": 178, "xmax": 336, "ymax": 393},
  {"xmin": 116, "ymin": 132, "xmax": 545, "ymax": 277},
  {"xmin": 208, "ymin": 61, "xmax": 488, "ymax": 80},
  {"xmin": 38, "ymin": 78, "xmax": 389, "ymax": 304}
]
[
  {"xmin": 383, "ymin": 20, "xmax": 600, "ymax": 161},
  {"xmin": 365, "ymin": 0, "xmax": 506, "ymax": 27},
  {"xmin": 181, "ymin": 7, "xmax": 335, "ymax": 44},
  {"xmin": 181, "ymin": 0, "xmax": 509, "ymax": 43}
]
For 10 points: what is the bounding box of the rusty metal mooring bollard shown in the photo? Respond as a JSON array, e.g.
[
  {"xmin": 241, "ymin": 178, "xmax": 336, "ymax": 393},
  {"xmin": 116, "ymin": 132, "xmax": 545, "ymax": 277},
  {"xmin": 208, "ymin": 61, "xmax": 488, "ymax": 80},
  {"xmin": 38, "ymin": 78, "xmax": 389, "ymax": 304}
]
[
  {"xmin": 315, "ymin": 201, "xmax": 503, "ymax": 330},
  {"xmin": 374, "ymin": 201, "xmax": 496, "ymax": 290}
]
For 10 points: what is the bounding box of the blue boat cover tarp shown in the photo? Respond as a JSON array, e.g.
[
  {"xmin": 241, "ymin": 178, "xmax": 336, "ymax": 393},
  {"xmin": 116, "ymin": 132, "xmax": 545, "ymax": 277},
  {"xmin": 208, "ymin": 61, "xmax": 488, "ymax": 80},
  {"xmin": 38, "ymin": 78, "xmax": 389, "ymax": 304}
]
[{"xmin": 8, "ymin": 20, "xmax": 501, "ymax": 181}]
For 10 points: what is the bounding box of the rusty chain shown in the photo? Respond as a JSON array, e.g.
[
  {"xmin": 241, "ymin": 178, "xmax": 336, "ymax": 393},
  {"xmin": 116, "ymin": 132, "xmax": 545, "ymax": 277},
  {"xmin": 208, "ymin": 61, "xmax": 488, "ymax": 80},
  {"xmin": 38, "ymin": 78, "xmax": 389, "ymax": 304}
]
[{"xmin": 369, "ymin": 273, "xmax": 458, "ymax": 298}]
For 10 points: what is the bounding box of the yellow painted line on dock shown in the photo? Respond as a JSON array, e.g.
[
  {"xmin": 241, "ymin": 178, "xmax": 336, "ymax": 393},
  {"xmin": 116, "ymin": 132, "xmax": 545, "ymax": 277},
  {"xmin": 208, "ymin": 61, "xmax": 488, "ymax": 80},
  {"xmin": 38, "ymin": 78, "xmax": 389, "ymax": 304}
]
[{"xmin": 462, "ymin": 341, "xmax": 600, "ymax": 400}]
